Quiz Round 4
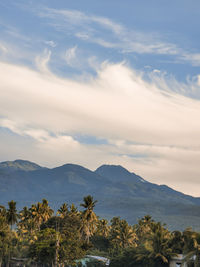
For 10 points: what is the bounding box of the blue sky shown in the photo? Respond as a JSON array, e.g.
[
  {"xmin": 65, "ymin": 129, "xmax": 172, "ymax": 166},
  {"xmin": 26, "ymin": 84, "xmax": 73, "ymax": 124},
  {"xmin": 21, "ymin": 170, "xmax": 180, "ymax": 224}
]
[
  {"xmin": 1, "ymin": 0, "xmax": 200, "ymax": 80},
  {"xmin": 1, "ymin": 0, "xmax": 200, "ymax": 196}
]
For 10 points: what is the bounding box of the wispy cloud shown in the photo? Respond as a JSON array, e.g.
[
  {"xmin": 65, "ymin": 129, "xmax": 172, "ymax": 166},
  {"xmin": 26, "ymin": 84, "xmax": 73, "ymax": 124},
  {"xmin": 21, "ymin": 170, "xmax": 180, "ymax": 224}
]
[
  {"xmin": 35, "ymin": 49, "xmax": 52, "ymax": 74},
  {"xmin": 44, "ymin": 40, "xmax": 57, "ymax": 48},
  {"xmin": 0, "ymin": 42, "xmax": 8, "ymax": 53},
  {"xmin": 34, "ymin": 7, "xmax": 200, "ymax": 66},
  {"xmin": 65, "ymin": 45, "xmax": 78, "ymax": 67},
  {"xmin": 37, "ymin": 7, "xmax": 178, "ymax": 55},
  {"xmin": 180, "ymin": 53, "xmax": 200, "ymax": 66}
]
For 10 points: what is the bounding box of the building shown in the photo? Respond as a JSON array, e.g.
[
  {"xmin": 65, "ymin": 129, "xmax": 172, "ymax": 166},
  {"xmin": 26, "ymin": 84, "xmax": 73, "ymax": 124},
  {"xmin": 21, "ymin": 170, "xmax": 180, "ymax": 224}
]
[
  {"xmin": 76, "ymin": 255, "xmax": 110, "ymax": 266},
  {"xmin": 169, "ymin": 254, "xmax": 187, "ymax": 267}
]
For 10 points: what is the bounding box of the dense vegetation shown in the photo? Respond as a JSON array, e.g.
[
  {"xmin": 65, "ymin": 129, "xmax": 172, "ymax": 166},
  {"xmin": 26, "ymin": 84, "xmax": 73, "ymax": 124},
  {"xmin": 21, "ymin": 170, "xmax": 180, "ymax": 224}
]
[{"xmin": 0, "ymin": 196, "xmax": 200, "ymax": 267}]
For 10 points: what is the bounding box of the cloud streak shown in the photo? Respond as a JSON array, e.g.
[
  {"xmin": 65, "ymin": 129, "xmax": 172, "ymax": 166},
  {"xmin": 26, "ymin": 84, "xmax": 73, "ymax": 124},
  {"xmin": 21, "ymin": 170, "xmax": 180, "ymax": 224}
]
[
  {"xmin": 38, "ymin": 7, "xmax": 178, "ymax": 55},
  {"xmin": 36, "ymin": 7, "xmax": 200, "ymax": 65}
]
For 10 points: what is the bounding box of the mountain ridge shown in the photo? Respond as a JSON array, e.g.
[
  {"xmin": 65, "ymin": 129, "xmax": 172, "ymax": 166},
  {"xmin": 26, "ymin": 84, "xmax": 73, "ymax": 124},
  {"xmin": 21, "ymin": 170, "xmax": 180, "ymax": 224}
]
[{"xmin": 0, "ymin": 160, "xmax": 200, "ymax": 230}]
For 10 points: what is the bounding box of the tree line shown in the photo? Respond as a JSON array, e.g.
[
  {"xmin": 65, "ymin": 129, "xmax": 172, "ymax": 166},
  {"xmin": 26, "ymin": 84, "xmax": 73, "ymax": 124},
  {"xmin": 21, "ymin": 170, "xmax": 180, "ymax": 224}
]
[{"xmin": 0, "ymin": 196, "xmax": 200, "ymax": 267}]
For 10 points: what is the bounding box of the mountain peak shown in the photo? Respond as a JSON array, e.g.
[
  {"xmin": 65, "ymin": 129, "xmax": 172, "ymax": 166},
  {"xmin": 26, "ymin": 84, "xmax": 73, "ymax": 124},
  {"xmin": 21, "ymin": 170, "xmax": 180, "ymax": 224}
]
[
  {"xmin": 0, "ymin": 159, "xmax": 43, "ymax": 172},
  {"xmin": 52, "ymin": 163, "xmax": 92, "ymax": 172},
  {"xmin": 96, "ymin": 164, "xmax": 131, "ymax": 174},
  {"xmin": 95, "ymin": 164, "xmax": 142, "ymax": 183}
]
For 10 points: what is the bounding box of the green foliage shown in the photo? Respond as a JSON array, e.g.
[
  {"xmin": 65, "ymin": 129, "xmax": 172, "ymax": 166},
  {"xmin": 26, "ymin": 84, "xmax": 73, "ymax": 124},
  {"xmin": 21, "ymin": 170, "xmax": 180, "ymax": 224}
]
[
  {"xmin": 0, "ymin": 206, "xmax": 17, "ymax": 267},
  {"xmin": 28, "ymin": 228, "xmax": 57, "ymax": 265},
  {"xmin": 80, "ymin": 195, "xmax": 98, "ymax": 243},
  {"xmin": 183, "ymin": 229, "xmax": 200, "ymax": 267},
  {"xmin": 1, "ymin": 196, "xmax": 200, "ymax": 267},
  {"xmin": 91, "ymin": 235, "xmax": 110, "ymax": 252},
  {"xmin": 6, "ymin": 200, "xmax": 18, "ymax": 229}
]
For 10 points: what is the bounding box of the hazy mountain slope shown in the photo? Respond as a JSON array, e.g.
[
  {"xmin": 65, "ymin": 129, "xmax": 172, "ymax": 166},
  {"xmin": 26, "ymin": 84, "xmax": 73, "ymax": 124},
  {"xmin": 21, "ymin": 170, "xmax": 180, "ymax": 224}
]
[
  {"xmin": 1, "ymin": 160, "xmax": 200, "ymax": 230},
  {"xmin": 95, "ymin": 165, "xmax": 200, "ymax": 205},
  {"xmin": 0, "ymin": 159, "xmax": 43, "ymax": 172}
]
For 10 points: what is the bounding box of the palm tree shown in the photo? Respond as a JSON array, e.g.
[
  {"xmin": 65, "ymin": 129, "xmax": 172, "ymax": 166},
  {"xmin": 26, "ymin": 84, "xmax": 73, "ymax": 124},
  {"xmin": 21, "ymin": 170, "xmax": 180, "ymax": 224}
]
[
  {"xmin": 117, "ymin": 220, "xmax": 137, "ymax": 249},
  {"xmin": 0, "ymin": 205, "xmax": 6, "ymax": 219},
  {"xmin": 0, "ymin": 214, "xmax": 12, "ymax": 267},
  {"xmin": 57, "ymin": 203, "xmax": 68, "ymax": 218},
  {"xmin": 183, "ymin": 229, "xmax": 200, "ymax": 267},
  {"xmin": 17, "ymin": 206, "xmax": 36, "ymax": 237},
  {"xmin": 41, "ymin": 199, "xmax": 54, "ymax": 222},
  {"xmin": 110, "ymin": 219, "xmax": 137, "ymax": 250},
  {"xmin": 69, "ymin": 203, "xmax": 79, "ymax": 215},
  {"xmin": 109, "ymin": 217, "xmax": 122, "ymax": 250},
  {"xmin": 80, "ymin": 195, "xmax": 97, "ymax": 210},
  {"xmin": 136, "ymin": 215, "xmax": 154, "ymax": 240},
  {"xmin": 80, "ymin": 195, "xmax": 98, "ymax": 243},
  {"xmin": 169, "ymin": 230, "xmax": 184, "ymax": 254},
  {"xmin": 31, "ymin": 202, "xmax": 44, "ymax": 230},
  {"xmin": 20, "ymin": 206, "xmax": 30, "ymax": 221},
  {"xmin": 142, "ymin": 222, "xmax": 176, "ymax": 267},
  {"xmin": 6, "ymin": 201, "xmax": 18, "ymax": 230},
  {"xmin": 96, "ymin": 219, "xmax": 110, "ymax": 238},
  {"xmin": 31, "ymin": 199, "xmax": 54, "ymax": 230}
]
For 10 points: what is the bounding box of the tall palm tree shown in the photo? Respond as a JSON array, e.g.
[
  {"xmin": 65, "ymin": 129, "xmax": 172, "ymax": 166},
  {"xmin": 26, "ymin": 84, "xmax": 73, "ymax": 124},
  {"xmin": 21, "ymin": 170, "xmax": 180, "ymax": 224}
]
[
  {"xmin": 109, "ymin": 217, "xmax": 122, "ymax": 250},
  {"xmin": 57, "ymin": 203, "xmax": 68, "ymax": 218},
  {"xmin": 41, "ymin": 199, "xmax": 54, "ymax": 222},
  {"xmin": 80, "ymin": 195, "xmax": 98, "ymax": 243},
  {"xmin": 6, "ymin": 201, "xmax": 18, "ymax": 230},
  {"xmin": 18, "ymin": 206, "xmax": 36, "ymax": 236},
  {"xmin": 31, "ymin": 199, "xmax": 54, "ymax": 230},
  {"xmin": 31, "ymin": 202, "xmax": 44, "ymax": 230}
]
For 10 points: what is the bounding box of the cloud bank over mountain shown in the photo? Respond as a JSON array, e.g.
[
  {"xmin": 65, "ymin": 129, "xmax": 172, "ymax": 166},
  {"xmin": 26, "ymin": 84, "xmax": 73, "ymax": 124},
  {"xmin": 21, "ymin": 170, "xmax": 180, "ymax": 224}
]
[
  {"xmin": 1, "ymin": 59, "xmax": 200, "ymax": 195},
  {"xmin": 1, "ymin": 0, "xmax": 200, "ymax": 196}
]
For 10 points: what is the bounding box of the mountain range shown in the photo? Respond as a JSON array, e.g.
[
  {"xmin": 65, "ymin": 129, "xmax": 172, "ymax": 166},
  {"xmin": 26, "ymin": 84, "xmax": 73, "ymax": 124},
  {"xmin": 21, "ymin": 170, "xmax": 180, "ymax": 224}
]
[{"xmin": 1, "ymin": 159, "xmax": 200, "ymax": 230}]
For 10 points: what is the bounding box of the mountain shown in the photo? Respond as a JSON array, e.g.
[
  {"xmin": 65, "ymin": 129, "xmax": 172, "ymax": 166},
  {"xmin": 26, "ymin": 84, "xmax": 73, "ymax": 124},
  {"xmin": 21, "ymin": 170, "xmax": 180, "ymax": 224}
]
[
  {"xmin": 95, "ymin": 164, "xmax": 146, "ymax": 183},
  {"xmin": 0, "ymin": 160, "xmax": 200, "ymax": 230},
  {"xmin": 95, "ymin": 165, "xmax": 200, "ymax": 204},
  {"xmin": 0, "ymin": 159, "xmax": 43, "ymax": 172}
]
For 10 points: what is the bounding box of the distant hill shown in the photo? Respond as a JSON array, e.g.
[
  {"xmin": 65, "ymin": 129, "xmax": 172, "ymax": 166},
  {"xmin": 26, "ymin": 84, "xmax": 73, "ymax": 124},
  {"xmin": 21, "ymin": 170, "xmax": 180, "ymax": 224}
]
[{"xmin": 0, "ymin": 160, "xmax": 200, "ymax": 231}]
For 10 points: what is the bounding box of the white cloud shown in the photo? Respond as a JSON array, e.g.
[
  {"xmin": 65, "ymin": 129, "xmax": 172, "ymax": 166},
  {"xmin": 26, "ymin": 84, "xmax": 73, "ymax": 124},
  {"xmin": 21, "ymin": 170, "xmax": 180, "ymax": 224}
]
[
  {"xmin": 180, "ymin": 53, "xmax": 200, "ymax": 66},
  {"xmin": 1, "ymin": 60, "xmax": 200, "ymax": 195},
  {"xmin": 39, "ymin": 8, "xmax": 178, "ymax": 55},
  {"xmin": 0, "ymin": 43, "xmax": 8, "ymax": 54},
  {"xmin": 65, "ymin": 45, "xmax": 77, "ymax": 67},
  {"xmin": 35, "ymin": 7, "xmax": 200, "ymax": 66},
  {"xmin": 0, "ymin": 119, "xmax": 23, "ymax": 135},
  {"xmin": 35, "ymin": 49, "xmax": 52, "ymax": 74},
  {"xmin": 44, "ymin": 40, "xmax": 57, "ymax": 48},
  {"xmin": 1, "ymin": 60, "xmax": 200, "ymax": 146}
]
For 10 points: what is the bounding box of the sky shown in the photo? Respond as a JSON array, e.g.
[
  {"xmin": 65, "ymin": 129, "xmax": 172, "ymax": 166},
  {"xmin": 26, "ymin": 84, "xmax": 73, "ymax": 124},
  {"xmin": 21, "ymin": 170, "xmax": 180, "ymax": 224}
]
[{"xmin": 1, "ymin": 0, "xmax": 200, "ymax": 196}]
